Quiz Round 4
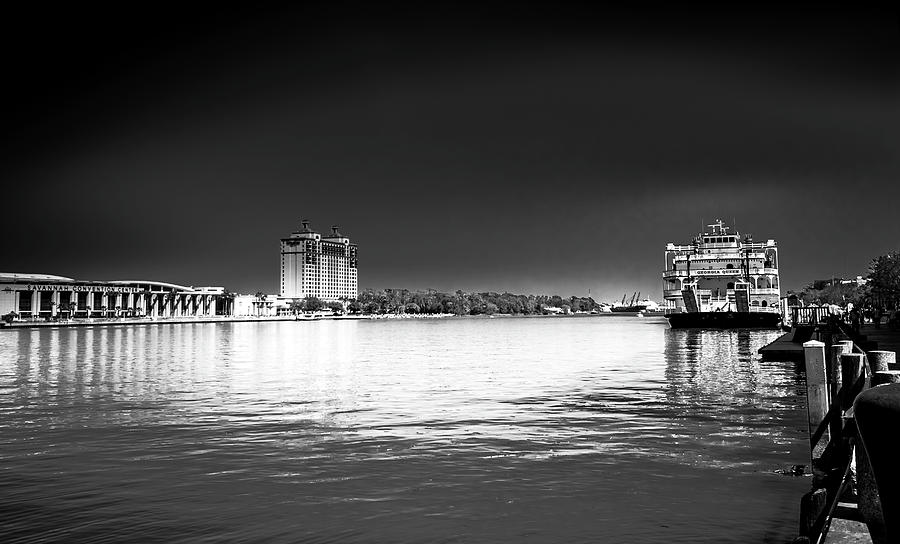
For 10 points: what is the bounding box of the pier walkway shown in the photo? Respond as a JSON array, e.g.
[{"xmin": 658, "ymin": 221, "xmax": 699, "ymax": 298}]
[
  {"xmin": 792, "ymin": 320, "xmax": 900, "ymax": 544},
  {"xmin": 855, "ymin": 323, "xmax": 900, "ymax": 355}
]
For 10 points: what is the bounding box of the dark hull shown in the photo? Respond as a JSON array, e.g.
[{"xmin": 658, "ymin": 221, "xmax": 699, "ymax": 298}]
[
  {"xmin": 612, "ymin": 306, "xmax": 646, "ymax": 313},
  {"xmin": 665, "ymin": 311, "xmax": 780, "ymax": 329}
]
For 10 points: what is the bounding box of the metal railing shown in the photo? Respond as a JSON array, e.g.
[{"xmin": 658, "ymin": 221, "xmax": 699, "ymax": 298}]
[{"xmin": 792, "ymin": 306, "xmax": 832, "ymax": 326}]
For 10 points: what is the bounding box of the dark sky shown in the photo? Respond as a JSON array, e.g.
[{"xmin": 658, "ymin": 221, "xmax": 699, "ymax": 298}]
[{"xmin": 3, "ymin": 5, "xmax": 898, "ymax": 300}]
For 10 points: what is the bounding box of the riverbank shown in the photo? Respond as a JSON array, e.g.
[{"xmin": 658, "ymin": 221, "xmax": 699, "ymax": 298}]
[
  {"xmin": 1, "ymin": 310, "xmax": 663, "ymax": 330},
  {"xmin": 0, "ymin": 314, "xmax": 365, "ymax": 329}
]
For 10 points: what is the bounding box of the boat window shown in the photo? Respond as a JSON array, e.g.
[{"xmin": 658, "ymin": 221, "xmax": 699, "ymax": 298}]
[
  {"xmin": 727, "ymin": 282, "xmax": 735, "ymax": 289},
  {"xmin": 761, "ymin": 301, "xmax": 768, "ymax": 307},
  {"xmin": 726, "ymin": 264, "xmax": 734, "ymax": 269}
]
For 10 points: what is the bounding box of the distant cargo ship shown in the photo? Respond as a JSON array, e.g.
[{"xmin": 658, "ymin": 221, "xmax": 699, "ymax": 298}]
[
  {"xmin": 612, "ymin": 291, "xmax": 646, "ymax": 313},
  {"xmin": 662, "ymin": 220, "xmax": 781, "ymax": 329}
]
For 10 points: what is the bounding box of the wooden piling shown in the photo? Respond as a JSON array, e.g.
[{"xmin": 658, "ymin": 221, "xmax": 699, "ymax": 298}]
[
  {"xmin": 828, "ymin": 344, "xmax": 850, "ymax": 395},
  {"xmin": 799, "ymin": 487, "xmax": 828, "ymax": 538},
  {"xmin": 868, "ymin": 350, "xmax": 896, "ymax": 373},
  {"xmin": 827, "ymin": 343, "xmax": 853, "ymax": 457},
  {"xmin": 873, "ymin": 370, "xmax": 900, "ymax": 386},
  {"xmin": 840, "ymin": 353, "xmax": 866, "ymax": 411},
  {"xmin": 835, "ymin": 339, "xmax": 854, "ymax": 353},
  {"xmin": 804, "ymin": 341, "xmax": 829, "ymax": 466}
]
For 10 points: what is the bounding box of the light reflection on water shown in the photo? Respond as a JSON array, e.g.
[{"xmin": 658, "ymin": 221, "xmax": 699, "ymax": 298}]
[{"xmin": 0, "ymin": 317, "xmax": 808, "ymax": 543}]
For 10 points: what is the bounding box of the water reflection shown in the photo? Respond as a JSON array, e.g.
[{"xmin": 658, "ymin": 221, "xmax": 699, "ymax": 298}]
[{"xmin": 0, "ymin": 318, "xmax": 809, "ymax": 543}]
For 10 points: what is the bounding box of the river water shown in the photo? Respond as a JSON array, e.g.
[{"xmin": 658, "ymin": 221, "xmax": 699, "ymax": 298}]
[{"xmin": 0, "ymin": 316, "xmax": 810, "ymax": 543}]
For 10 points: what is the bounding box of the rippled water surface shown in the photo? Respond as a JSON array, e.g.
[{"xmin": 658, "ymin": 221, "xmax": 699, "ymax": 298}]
[{"xmin": 0, "ymin": 317, "xmax": 810, "ymax": 543}]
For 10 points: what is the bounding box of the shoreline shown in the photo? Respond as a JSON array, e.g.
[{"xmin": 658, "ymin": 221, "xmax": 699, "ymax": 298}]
[
  {"xmin": 0, "ymin": 314, "xmax": 360, "ymax": 330},
  {"xmin": 0, "ymin": 311, "xmax": 660, "ymax": 330}
]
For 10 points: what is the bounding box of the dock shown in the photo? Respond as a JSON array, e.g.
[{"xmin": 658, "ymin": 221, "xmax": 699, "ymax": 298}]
[
  {"xmin": 759, "ymin": 325, "xmax": 816, "ymax": 361},
  {"xmin": 791, "ymin": 318, "xmax": 900, "ymax": 544}
]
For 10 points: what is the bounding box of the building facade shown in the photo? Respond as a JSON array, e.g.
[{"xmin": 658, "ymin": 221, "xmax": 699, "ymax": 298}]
[
  {"xmin": 0, "ymin": 273, "xmax": 230, "ymax": 320},
  {"xmin": 280, "ymin": 221, "xmax": 358, "ymax": 302}
]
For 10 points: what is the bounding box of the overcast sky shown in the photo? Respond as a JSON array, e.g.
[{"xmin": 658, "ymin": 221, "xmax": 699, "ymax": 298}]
[{"xmin": 3, "ymin": 5, "xmax": 898, "ymax": 300}]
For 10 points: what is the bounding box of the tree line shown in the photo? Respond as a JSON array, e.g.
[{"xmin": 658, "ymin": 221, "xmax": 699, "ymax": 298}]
[
  {"xmin": 291, "ymin": 289, "xmax": 602, "ymax": 316},
  {"xmin": 793, "ymin": 250, "xmax": 900, "ymax": 310}
]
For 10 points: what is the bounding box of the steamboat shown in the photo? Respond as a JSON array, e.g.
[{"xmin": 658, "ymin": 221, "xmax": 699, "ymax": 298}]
[{"xmin": 662, "ymin": 219, "xmax": 781, "ymax": 329}]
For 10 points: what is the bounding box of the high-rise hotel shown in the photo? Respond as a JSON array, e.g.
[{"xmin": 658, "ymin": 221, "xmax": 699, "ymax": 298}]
[{"xmin": 280, "ymin": 220, "xmax": 358, "ymax": 301}]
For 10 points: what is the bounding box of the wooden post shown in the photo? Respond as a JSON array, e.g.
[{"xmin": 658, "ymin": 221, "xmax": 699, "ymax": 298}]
[
  {"xmin": 873, "ymin": 370, "xmax": 900, "ymax": 386},
  {"xmin": 828, "ymin": 343, "xmax": 852, "ymax": 398},
  {"xmin": 868, "ymin": 350, "xmax": 896, "ymax": 373},
  {"xmin": 840, "ymin": 353, "xmax": 866, "ymax": 411},
  {"xmin": 827, "ymin": 343, "xmax": 852, "ymax": 444},
  {"xmin": 799, "ymin": 487, "xmax": 828, "ymax": 538},
  {"xmin": 804, "ymin": 341, "xmax": 829, "ymax": 467}
]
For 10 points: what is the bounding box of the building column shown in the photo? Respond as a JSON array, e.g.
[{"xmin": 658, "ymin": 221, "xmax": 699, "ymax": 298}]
[{"xmin": 31, "ymin": 291, "xmax": 40, "ymax": 316}]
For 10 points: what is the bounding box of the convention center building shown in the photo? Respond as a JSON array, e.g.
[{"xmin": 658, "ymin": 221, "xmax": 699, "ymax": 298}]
[{"xmin": 0, "ymin": 273, "xmax": 231, "ymax": 320}]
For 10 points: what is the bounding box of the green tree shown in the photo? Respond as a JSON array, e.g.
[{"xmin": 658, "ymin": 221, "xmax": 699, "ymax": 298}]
[
  {"xmin": 302, "ymin": 296, "xmax": 324, "ymax": 312},
  {"xmin": 868, "ymin": 251, "xmax": 900, "ymax": 308}
]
